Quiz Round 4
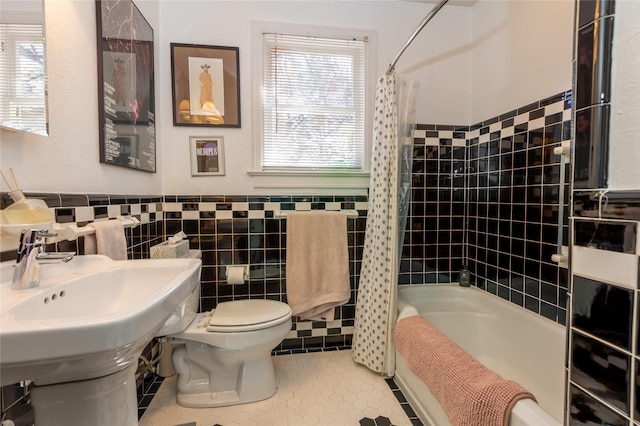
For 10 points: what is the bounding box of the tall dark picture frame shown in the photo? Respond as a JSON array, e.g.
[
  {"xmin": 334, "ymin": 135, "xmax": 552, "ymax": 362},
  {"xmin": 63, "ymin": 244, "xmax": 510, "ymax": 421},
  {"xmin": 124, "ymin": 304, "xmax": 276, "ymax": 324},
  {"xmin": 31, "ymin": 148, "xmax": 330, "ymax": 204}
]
[
  {"xmin": 96, "ymin": 0, "xmax": 156, "ymax": 172},
  {"xmin": 171, "ymin": 43, "xmax": 241, "ymax": 128}
]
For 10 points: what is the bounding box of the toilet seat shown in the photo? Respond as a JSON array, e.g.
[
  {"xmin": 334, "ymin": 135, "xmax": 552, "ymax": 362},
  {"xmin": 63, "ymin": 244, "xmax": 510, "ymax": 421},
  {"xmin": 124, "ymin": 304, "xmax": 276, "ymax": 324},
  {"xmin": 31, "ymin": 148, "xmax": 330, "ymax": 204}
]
[{"xmin": 204, "ymin": 299, "xmax": 292, "ymax": 332}]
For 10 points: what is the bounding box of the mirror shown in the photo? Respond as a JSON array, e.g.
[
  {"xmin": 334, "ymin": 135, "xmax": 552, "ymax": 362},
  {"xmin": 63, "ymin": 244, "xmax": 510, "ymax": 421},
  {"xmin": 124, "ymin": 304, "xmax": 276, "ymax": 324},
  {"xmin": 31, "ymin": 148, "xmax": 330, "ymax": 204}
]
[{"xmin": 0, "ymin": 0, "xmax": 48, "ymax": 136}]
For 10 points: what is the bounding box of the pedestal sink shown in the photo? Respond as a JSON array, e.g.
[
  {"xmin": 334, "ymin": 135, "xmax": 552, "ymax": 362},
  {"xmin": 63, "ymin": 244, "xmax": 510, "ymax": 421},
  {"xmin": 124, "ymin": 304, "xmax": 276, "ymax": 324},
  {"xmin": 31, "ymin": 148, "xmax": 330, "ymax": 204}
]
[{"xmin": 0, "ymin": 255, "xmax": 202, "ymax": 426}]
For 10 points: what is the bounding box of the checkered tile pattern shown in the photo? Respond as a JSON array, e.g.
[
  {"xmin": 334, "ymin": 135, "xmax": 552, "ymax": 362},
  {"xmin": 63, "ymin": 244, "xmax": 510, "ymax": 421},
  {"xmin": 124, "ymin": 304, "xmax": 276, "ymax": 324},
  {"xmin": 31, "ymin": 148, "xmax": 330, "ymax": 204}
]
[{"xmin": 406, "ymin": 90, "xmax": 572, "ymax": 324}]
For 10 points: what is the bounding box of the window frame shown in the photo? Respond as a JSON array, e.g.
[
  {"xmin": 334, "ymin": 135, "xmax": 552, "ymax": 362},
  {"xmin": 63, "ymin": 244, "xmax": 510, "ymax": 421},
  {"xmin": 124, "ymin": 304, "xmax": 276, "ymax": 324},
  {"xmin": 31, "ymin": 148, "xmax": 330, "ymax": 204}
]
[{"xmin": 250, "ymin": 21, "xmax": 375, "ymax": 189}]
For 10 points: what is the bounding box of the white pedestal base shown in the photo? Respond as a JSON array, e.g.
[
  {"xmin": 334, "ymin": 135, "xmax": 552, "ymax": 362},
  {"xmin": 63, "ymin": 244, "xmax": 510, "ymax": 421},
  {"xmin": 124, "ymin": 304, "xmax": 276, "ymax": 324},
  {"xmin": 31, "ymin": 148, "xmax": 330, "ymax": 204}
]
[{"xmin": 30, "ymin": 364, "xmax": 138, "ymax": 426}]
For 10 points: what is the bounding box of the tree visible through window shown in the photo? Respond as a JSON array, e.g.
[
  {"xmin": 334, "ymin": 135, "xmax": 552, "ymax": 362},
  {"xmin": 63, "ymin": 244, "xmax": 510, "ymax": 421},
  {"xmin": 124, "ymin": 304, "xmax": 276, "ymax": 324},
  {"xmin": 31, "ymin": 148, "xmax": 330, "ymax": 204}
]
[{"xmin": 260, "ymin": 32, "xmax": 366, "ymax": 171}]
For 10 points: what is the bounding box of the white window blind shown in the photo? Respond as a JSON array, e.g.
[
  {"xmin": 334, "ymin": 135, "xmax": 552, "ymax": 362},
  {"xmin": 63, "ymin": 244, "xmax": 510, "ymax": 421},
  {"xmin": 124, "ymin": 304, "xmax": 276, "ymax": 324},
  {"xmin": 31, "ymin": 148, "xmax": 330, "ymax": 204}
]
[
  {"xmin": 0, "ymin": 24, "xmax": 47, "ymax": 135},
  {"xmin": 261, "ymin": 33, "xmax": 366, "ymax": 171}
]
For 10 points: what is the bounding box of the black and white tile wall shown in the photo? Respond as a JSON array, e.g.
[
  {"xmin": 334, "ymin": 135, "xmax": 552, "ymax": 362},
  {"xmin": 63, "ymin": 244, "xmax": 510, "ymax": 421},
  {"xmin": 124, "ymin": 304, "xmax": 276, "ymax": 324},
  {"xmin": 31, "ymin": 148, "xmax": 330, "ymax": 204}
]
[
  {"xmin": 405, "ymin": 90, "xmax": 572, "ymax": 325},
  {"xmin": 0, "ymin": 193, "xmax": 165, "ymax": 262},
  {"xmin": 2, "ymin": 98, "xmax": 614, "ymax": 426},
  {"xmin": 467, "ymin": 92, "xmax": 572, "ymax": 324},
  {"xmin": 566, "ymin": 0, "xmax": 640, "ymax": 424},
  {"xmin": 403, "ymin": 127, "xmax": 466, "ymax": 284},
  {"xmin": 0, "ymin": 193, "xmax": 367, "ymax": 349},
  {"xmin": 0, "ymin": 92, "xmax": 578, "ymax": 422},
  {"xmin": 569, "ymin": 192, "xmax": 640, "ymax": 425},
  {"xmin": 161, "ymin": 195, "xmax": 368, "ymax": 352}
]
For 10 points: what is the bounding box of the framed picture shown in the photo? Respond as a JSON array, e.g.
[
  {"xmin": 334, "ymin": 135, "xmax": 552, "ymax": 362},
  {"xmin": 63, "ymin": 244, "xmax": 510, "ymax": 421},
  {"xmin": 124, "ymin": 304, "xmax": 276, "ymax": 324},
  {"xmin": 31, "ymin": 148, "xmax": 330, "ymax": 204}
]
[
  {"xmin": 95, "ymin": 0, "xmax": 156, "ymax": 172},
  {"xmin": 190, "ymin": 136, "xmax": 225, "ymax": 176},
  {"xmin": 171, "ymin": 43, "xmax": 240, "ymax": 128}
]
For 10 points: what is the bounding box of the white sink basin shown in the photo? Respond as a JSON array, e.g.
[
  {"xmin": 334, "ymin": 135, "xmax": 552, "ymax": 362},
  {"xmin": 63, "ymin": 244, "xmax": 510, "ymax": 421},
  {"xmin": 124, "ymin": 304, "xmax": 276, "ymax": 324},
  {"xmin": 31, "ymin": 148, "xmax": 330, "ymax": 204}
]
[{"xmin": 0, "ymin": 255, "xmax": 202, "ymax": 387}]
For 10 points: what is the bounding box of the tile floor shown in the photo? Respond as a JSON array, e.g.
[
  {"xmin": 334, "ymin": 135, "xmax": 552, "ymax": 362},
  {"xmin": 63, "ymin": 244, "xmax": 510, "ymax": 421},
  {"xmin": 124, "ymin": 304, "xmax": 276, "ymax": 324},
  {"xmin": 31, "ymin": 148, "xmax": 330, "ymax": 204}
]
[{"xmin": 139, "ymin": 349, "xmax": 423, "ymax": 426}]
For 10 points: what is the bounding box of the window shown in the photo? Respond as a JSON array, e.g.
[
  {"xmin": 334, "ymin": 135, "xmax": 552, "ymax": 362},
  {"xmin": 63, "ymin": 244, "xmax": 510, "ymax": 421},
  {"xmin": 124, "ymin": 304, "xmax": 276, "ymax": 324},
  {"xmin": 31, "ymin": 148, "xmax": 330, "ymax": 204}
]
[
  {"xmin": 251, "ymin": 22, "xmax": 374, "ymax": 188},
  {"xmin": 0, "ymin": 24, "xmax": 47, "ymax": 135}
]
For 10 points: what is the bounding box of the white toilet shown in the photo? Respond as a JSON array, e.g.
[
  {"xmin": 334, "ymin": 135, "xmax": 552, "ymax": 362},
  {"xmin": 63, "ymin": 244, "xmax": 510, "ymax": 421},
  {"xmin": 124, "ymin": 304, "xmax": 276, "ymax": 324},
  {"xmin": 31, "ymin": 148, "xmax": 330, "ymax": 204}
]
[{"xmin": 156, "ymin": 284, "xmax": 292, "ymax": 408}]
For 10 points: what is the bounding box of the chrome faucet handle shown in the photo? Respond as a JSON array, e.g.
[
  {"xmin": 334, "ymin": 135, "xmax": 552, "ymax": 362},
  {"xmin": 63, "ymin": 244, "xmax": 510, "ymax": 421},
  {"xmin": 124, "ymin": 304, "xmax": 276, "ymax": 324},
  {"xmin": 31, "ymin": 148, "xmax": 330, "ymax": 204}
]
[
  {"xmin": 16, "ymin": 229, "xmax": 58, "ymax": 262},
  {"xmin": 17, "ymin": 228, "xmax": 56, "ymax": 248},
  {"xmin": 35, "ymin": 230, "xmax": 57, "ymax": 239}
]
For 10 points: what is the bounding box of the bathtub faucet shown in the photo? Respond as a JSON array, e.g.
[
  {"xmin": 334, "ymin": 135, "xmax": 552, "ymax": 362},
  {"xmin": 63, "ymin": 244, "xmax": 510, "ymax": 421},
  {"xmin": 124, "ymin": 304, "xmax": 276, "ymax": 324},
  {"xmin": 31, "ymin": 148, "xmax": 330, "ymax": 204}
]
[{"xmin": 12, "ymin": 228, "xmax": 76, "ymax": 290}]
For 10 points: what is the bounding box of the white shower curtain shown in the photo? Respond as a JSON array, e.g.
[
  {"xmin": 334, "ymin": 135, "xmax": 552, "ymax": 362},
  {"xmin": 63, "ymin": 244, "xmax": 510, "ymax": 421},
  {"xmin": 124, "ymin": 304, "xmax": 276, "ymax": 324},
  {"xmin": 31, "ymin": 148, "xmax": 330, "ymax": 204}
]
[{"xmin": 352, "ymin": 72, "xmax": 419, "ymax": 376}]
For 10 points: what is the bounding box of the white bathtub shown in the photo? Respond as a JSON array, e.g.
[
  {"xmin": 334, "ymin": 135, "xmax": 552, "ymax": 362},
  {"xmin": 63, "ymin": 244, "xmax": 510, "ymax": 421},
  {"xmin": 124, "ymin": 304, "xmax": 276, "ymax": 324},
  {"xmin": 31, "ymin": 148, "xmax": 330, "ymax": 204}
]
[{"xmin": 395, "ymin": 284, "xmax": 565, "ymax": 426}]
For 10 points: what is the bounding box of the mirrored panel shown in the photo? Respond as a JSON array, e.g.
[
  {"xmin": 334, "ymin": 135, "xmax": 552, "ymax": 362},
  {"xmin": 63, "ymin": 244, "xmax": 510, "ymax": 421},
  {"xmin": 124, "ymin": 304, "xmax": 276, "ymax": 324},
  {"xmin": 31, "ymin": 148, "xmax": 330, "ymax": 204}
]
[{"xmin": 0, "ymin": 0, "xmax": 48, "ymax": 136}]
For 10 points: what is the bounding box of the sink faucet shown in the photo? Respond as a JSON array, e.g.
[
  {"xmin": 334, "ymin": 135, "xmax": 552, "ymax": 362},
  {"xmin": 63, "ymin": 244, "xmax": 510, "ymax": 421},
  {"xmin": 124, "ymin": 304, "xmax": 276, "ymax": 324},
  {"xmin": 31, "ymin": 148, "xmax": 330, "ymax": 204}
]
[{"xmin": 12, "ymin": 229, "xmax": 76, "ymax": 290}]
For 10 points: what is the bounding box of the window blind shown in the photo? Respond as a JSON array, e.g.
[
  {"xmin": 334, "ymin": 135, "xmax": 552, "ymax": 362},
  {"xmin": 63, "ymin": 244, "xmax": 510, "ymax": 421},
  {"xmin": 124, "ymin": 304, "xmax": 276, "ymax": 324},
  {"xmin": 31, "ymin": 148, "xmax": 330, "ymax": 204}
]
[
  {"xmin": 0, "ymin": 24, "xmax": 47, "ymax": 135},
  {"xmin": 261, "ymin": 33, "xmax": 366, "ymax": 170}
]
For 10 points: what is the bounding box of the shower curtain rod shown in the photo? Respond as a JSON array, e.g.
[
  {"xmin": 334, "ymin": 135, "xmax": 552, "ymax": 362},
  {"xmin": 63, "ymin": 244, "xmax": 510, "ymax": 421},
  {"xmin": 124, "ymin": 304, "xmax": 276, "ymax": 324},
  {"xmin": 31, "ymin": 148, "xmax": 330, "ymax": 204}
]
[{"xmin": 387, "ymin": 0, "xmax": 450, "ymax": 75}]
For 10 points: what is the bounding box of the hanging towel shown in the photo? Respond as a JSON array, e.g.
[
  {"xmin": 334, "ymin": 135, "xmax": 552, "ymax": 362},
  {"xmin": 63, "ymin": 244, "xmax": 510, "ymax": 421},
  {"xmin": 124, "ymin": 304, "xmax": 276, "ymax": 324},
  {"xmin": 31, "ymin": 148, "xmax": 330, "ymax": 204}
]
[
  {"xmin": 395, "ymin": 315, "xmax": 536, "ymax": 426},
  {"xmin": 84, "ymin": 220, "xmax": 128, "ymax": 260},
  {"xmin": 285, "ymin": 211, "xmax": 351, "ymax": 321}
]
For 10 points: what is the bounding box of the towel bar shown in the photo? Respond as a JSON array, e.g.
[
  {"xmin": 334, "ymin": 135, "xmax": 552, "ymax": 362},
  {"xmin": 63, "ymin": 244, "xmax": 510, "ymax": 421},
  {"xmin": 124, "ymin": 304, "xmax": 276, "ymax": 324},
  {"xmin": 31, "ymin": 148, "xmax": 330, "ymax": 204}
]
[
  {"xmin": 274, "ymin": 209, "xmax": 359, "ymax": 219},
  {"xmin": 48, "ymin": 216, "xmax": 141, "ymax": 243}
]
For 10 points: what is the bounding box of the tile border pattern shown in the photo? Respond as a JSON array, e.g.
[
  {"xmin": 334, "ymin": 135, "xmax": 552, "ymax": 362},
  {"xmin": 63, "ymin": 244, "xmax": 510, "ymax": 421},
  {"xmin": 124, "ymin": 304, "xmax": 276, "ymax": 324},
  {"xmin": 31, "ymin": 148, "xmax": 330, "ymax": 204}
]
[
  {"xmin": 407, "ymin": 90, "xmax": 572, "ymax": 325},
  {"xmin": 1, "ymin": 193, "xmax": 368, "ymax": 351}
]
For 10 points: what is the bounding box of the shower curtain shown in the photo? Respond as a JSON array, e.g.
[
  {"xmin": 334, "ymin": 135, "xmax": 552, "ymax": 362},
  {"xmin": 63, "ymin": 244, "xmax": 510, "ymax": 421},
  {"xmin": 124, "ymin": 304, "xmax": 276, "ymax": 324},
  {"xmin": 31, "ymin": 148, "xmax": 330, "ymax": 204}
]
[{"xmin": 352, "ymin": 72, "xmax": 419, "ymax": 376}]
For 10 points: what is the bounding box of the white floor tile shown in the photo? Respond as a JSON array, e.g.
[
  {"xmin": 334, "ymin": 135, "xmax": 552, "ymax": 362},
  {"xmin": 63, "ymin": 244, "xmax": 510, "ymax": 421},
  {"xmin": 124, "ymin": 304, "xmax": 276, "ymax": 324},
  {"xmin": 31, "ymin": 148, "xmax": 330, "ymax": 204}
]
[{"xmin": 139, "ymin": 349, "xmax": 414, "ymax": 426}]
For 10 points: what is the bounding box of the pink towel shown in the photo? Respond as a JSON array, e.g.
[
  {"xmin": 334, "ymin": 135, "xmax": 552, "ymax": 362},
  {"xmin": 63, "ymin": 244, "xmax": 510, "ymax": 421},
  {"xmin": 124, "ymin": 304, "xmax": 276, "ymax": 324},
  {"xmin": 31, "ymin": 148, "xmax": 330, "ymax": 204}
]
[
  {"xmin": 84, "ymin": 220, "xmax": 128, "ymax": 260},
  {"xmin": 395, "ymin": 315, "xmax": 535, "ymax": 426},
  {"xmin": 285, "ymin": 211, "xmax": 350, "ymax": 321}
]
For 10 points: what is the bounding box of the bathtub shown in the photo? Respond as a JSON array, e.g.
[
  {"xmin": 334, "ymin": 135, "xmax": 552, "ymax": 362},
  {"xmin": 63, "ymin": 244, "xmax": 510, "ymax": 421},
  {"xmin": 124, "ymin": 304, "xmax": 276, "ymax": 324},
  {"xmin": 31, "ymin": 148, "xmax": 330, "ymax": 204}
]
[{"xmin": 395, "ymin": 284, "xmax": 565, "ymax": 426}]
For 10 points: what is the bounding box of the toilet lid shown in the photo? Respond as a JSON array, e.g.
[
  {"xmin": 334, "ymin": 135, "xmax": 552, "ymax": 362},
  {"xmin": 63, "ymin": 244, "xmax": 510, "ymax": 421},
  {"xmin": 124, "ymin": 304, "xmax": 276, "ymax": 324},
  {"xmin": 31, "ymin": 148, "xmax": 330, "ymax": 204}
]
[{"xmin": 206, "ymin": 299, "xmax": 291, "ymax": 332}]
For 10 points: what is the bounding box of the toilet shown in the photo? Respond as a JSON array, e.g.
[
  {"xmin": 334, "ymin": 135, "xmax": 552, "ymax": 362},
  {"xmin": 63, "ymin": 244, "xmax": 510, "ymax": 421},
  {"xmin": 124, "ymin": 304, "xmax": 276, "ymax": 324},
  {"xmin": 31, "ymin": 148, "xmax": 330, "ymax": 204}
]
[{"xmin": 156, "ymin": 284, "xmax": 292, "ymax": 408}]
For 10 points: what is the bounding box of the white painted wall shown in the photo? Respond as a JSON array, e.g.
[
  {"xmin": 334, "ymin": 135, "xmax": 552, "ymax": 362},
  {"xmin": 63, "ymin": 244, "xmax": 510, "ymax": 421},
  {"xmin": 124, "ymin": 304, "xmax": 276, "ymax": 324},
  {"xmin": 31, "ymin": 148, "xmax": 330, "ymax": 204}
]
[
  {"xmin": 0, "ymin": 0, "xmax": 162, "ymax": 195},
  {"xmin": 158, "ymin": 1, "xmax": 472, "ymax": 195},
  {"xmin": 0, "ymin": 0, "xmax": 471, "ymax": 196},
  {"xmin": 2, "ymin": 0, "xmax": 635, "ymax": 197},
  {"xmin": 18, "ymin": 0, "xmax": 639, "ymax": 197},
  {"xmin": 469, "ymin": 0, "xmax": 574, "ymax": 124},
  {"xmin": 608, "ymin": 0, "xmax": 640, "ymax": 190},
  {"xmin": 393, "ymin": 3, "xmax": 473, "ymax": 125}
]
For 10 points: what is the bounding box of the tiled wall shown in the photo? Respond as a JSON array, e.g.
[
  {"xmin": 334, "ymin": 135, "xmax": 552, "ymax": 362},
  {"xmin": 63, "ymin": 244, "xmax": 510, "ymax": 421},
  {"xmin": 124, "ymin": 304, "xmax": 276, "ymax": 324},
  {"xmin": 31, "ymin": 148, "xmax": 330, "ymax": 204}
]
[
  {"xmin": 567, "ymin": 0, "xmax": 640, "ymax": 424},
  {"xmin": 402, "ymin": 127, "xmax": 466, "ymax": 284},
  {"xmin": 466, "ymin": 92, "xmax": 572, "ymax": 324},
  {"xmin": 569, "ymin": 192, "xmax": 640, "ymax": 425},
  {"xmin": 567, "ymin": 0, "xmax": 640, "ymax": 426},
  {"xmin": 161, "ymin": 195, "xmax": 368, "ymax": 352},
  {"xmin": 0, "ymin": 193, "xmax": 164, "ymax": 261},
  {"xmin": 405, "ymin": 91, "xmax": 572, "ymax": 325}
]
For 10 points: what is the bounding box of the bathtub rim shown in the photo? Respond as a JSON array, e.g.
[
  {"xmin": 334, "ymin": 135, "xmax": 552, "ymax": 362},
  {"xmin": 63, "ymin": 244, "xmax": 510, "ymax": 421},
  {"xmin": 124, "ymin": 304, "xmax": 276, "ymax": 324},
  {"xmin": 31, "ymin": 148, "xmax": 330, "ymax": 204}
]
[
  {"xmin": 398, "ymin": 283, "xmax": 567, "ymax": 328},
  {"xmin": 395, "ymin": 282, "xmax": 565, "ymax": 426}
]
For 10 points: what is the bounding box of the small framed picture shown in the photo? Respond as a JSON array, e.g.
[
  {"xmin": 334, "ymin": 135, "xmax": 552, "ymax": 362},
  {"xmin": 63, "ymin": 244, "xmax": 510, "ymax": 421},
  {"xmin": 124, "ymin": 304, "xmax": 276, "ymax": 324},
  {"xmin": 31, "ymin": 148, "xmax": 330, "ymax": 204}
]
[{"xmin": 190, "ymin": 136, "xmax": 225, "ymax": 176}]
